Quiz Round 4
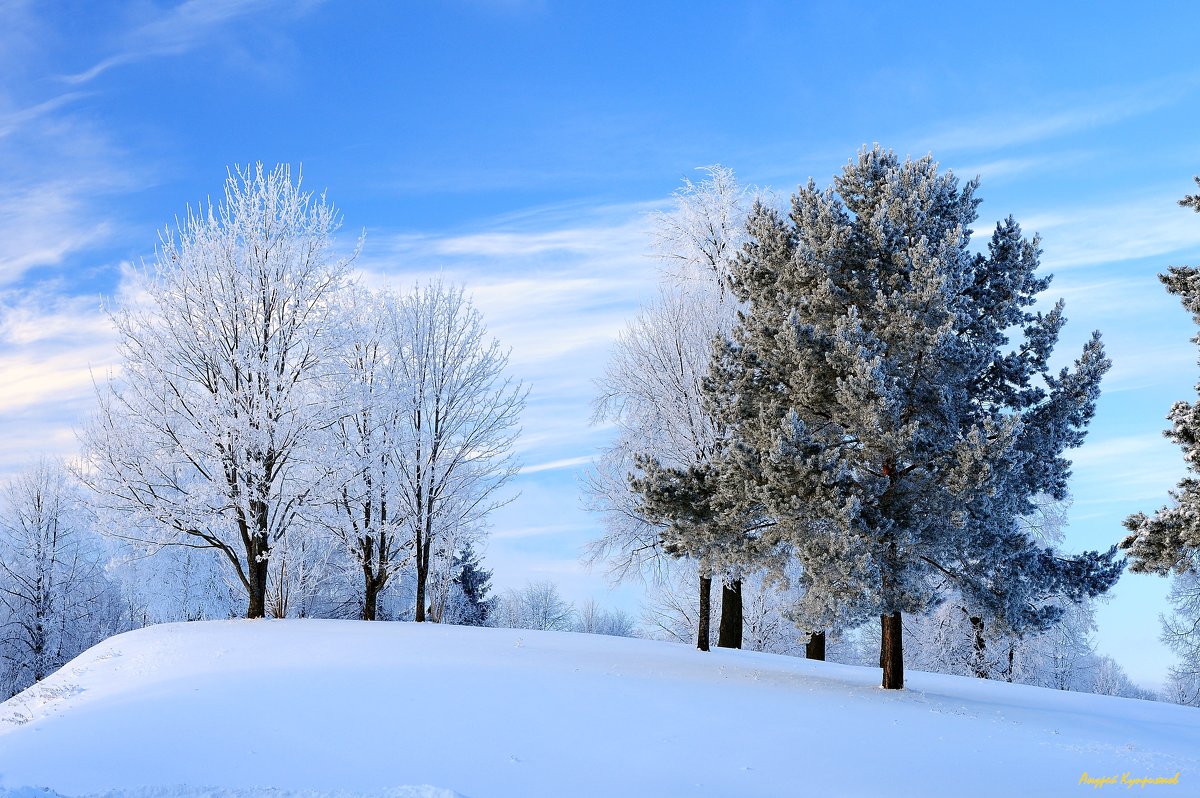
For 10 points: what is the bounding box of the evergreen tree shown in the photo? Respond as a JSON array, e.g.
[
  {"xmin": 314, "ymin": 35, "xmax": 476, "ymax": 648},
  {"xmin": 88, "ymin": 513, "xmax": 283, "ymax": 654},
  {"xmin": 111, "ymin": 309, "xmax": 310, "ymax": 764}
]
[
  {"xmin": 451, "ymin": 541, "xmax": 496, "ymax": 627},
  {"xmin": 1122, "ymin": 178, "xmax": 1200, "ymax": 575},
  {"xmin": 639, "ymin": 147, "xmax": 1120, "ymax": 689}
]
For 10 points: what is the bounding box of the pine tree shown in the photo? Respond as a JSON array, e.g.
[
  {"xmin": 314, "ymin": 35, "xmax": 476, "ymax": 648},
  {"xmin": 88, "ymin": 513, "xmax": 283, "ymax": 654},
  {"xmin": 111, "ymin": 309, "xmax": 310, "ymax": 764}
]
[
  {"xmin": 451, "ymin": 541, "xmax": 496, "ymax": 627},
  {"xmin": 1122, "ymin": 178, "xmax": 1200, "ymax": 575},
  {"xmin": 644, "ymin": 146, "xmax": 1119, "ymax": 689}
]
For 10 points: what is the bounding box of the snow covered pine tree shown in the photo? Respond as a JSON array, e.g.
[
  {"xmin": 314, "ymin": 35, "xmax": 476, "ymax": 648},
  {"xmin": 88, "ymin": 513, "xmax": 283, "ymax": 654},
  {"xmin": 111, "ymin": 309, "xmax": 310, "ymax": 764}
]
[
  {"xmin": 637, "ymin": 147, "xmax": 1121, "ymax": 689},
  {"xmin": 1123, "ymin": 177, "xmax": 1200, "ymax": 575},
  {"xmin": 1121, "ymin": 178, "xmax": 1200, "ymax": 700}
]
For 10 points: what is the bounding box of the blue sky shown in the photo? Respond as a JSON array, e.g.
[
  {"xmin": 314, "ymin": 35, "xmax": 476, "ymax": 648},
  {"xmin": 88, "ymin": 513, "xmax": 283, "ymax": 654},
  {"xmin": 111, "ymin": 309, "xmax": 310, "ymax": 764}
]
[{"xmin": 2, "ymin": 0, "xmax": 1198, "ymax": 689}]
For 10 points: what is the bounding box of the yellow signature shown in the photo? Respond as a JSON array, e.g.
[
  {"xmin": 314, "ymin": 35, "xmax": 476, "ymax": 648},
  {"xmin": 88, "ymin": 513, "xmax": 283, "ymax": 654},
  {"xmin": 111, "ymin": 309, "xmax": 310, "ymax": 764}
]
[{"xmin": 1080, "ymin": 772, "xmax": 1181, "ymax": 788}]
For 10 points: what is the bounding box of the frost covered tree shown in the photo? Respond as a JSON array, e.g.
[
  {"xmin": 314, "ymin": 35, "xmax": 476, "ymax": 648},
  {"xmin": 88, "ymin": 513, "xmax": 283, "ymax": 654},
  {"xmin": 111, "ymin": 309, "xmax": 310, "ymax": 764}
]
[
  {"xmin": 445, "ymin": 540, "xmax": 496, "ymax": 626},
  {"xmin": 107, "ymin": 541, "xmax": 239, "ymax": 626},
  {"xmin": 1122, "ymin": 179, "xmax": 1200, "ymax": 575},
  {"xmin": 640, "ymin": 558, "xmax": 837, "ymax": 657},
  {"xmin": 906, "ymin": 498, "xmax": 1118, "ymax": 682},
  {"xmin": 319, "ymin": 287, "xmax": 411, "ymax": 620},
  {"xmin": 265, "ymin": 529, "xmax": 338, "ymax": 619},
  {"xmin": 0, "ymin": 460, "xmax": 121, "ymax": 697},
  {"xmin": 575, "ymin": 599, "xmax": 637, "ymax": 637},
  {"xmin": 392, "ymin": 280, "xmax": 524, "ymax": 622},
  {"xmin": 647, "ymin": 146, "xmax": 1118, "ymax": 689},
  {"xmin": 1164, "ymin": 668, "xmax": 1200, "ymax": 707},
  {"xmin": 493, "ymin": 581, "xmax": 576, "ymax": 632},
  {"xmin": 1161, "ymin": 563, "xmax": 1200, "ymax": 705},
  {"xmin": 587, "ymin": 166, "xmax": 755, "ymax": 651},
  {"xmin": 80, "ymin": 164, "xmax": 353, "ymax": 619}
]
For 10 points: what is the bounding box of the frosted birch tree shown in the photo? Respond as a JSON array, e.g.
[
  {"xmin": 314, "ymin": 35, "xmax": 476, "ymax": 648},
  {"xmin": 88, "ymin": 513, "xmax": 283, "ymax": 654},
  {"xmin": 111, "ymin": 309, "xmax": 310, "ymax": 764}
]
[
  {"xmin": 1161, "ymin": 563, "xmax": 1200, "ymax": 704},
  {"xmin": 392, "ymin": 280, "xmax": 524, "ymax": 622},
  {"xmin": 492, "ymin": 581, "xmax": 576, "ymax": 632},
  {"xmin": 319, "ymin": 287, "xmax": 411, "ymax": 620},
  {"xmin": 587, "ymin": 166, "xmax": 754, "ymax": 651},
  {"xmin": 80, "ymin": 164, "xmax": 354, "ymax": 619},
  {"xmin": 0, "ymin": 460, "xmax": 120, "ymax": 697}
]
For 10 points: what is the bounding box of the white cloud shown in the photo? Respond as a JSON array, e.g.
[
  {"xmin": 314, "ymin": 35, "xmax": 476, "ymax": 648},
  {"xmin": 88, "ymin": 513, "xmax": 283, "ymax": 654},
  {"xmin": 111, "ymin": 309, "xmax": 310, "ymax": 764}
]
[
  {"xmin": 1070, "ymin": 434, "xmax": 1185, "ymax": 506},
  {"xmin": 0, "ymin": 182, "xmax": 115, "ymax": 285},
  {"xmin": 60, "ymin": 0, "xmax": 325, "ymax": 85},
  {"xmin": 922, "ymin": 75, "xmax": 1198, "ymax": 153},
  {"xmin": 354, "ymin": 204, "xmax": 660, "ymax": 481},
  {"xmin": 520, "ymin": 456, "xmax": 593, "ymax": 475},
  {"xmin": 0, "ymin": 93, "xmax": 88, "ymax": 139},
  {"xmin": 0, "ymin": 288, "xmax": 119, "ymax": 476},
  {"xmin": 1025, "ymin": 194, "xmax": 1200, "ymax": 272}
]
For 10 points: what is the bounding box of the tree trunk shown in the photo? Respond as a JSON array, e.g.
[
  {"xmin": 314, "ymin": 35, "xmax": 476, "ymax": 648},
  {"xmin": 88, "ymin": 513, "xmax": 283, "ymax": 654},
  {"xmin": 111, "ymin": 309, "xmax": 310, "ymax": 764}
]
[
  {"xmin": 969, "ymin": 615, "xmax": 988, "ymax": 679},
  {"xmin": 247, "ymin": 554, "xmax": 268, "ymax": 619},
  {"xmin": 246, "ymin": 500, "xmax": 270, "ymax": 619},
  {"xmin": 879, "ymin": 615, "xmax": 887, "ymax": 668},
  {"xmin": 881, "ymin": 611, "xmax": 904, "ymax": 689},
  {"xmin": 697, "ymin": 574, "xmax": 712, "ymax": 652},
  {"xmin": 363, "ymin": 568, "xmax": 379, "ymax": 621},
  {"xmin": 414, "ymin": 565, "xmax": 428, "ymax": 622},
  {"xmin": 805, "ymin": 630, "xmax": 826, "ymax": 661},
  {"xmin": 361, "ymin": 535, "xmax": 387, "ymax": 621},
  {"xmin": 717, "ymin": 578, "xmax": 743, "ymax": 649}
]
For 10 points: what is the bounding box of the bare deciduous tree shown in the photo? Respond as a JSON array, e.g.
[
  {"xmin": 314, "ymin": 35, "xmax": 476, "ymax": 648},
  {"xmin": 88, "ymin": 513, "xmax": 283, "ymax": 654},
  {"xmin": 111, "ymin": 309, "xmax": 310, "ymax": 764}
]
[
  {"xmin": 81, "ymin": 163, "xmax": 353, "ymax": 619},
  {"xmin": 392, "ymin": 280, "xmax": 525, "ymax": 622},
  {"xmin": 586, "ymin": 166, "xmax": 754, "ymax": 652},
  {"xmin": 0, "ymin": 459, "xmax": 119, "ymax": 697}
]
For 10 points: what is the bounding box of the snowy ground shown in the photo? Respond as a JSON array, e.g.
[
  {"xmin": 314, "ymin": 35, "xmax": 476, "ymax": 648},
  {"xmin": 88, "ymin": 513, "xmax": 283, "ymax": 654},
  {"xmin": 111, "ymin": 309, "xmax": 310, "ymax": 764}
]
[{"xmin": 0, "ymin": 620, "xmax": 1194, "ymax": 798}]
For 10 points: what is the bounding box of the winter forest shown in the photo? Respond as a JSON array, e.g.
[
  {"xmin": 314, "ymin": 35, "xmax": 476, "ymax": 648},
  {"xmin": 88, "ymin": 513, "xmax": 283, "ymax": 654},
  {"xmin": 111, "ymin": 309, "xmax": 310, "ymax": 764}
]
[{"xmin": 5, "ymin": 149, "xmax": 1200, "ymax": 712}]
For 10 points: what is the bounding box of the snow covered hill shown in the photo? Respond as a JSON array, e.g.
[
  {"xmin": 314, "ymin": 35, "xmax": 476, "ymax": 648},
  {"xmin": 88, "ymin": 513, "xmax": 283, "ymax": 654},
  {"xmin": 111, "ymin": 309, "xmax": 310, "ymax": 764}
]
[{"xmin": 0, "ymin": 620, "xmax": 1194, "ymax": 798}]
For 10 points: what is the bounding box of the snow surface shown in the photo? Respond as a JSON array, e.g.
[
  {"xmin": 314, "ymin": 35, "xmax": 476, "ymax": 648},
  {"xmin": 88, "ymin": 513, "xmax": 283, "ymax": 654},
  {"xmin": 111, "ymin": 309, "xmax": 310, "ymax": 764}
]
[{"xmin": 0, "ymin": 620, "xmax": 1195, "ymax": 797}]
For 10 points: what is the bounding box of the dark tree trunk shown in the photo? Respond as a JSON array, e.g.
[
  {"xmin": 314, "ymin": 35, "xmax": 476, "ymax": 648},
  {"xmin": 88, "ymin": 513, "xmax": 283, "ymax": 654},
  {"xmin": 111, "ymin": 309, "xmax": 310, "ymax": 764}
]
[
  {"xmin": 363, "ymin": 568, "xmax": 379, "ymax": 621},
  {"xmin": 805, "ymin": 630, "xmax": 826, "ymax": 661},
  {"xmin": 32, "ymin": 619, "xmax": 45, "ymax": 682},
  {"xmin": 880, "ymin": 611, "xmax": 904, "ymax": 689},
  {"xmin": 697, "ymin": 574, "xmax": 712, "ymax": 652},
  {"xmin": 361, "ymin": 535, "xmax": 390, "ymax": 621},
  {"xmin": 247, "ymin": 554, "xmax": 268, "ymax": 619},
  {"xmin": 879, "ymin": 615, "xmax": 887, "ymax": 668},
  {"xmin": 414, "ymin": 566, "xmax": 428, "ymax": 622},
  {"xmin": 717, "ymin": 578, "xmax": 743, "ymax": 649},
  {"xmin": 969, "ymin": 615, "xmax": 988, "ymax": 679},
  {"xmin": 245, "ymin": 498, "xmax": 270, "ymax": 619}
]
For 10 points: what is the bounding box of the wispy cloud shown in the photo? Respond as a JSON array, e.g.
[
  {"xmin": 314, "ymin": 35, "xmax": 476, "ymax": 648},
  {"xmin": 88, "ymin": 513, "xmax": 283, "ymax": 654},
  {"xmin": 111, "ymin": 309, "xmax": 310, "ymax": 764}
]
[
  {"xmin": 1070, "ymin": 434, "xmax": 1186, "ymax": 508},
  {"xmin": 0, "ymin": 182, "xmax": 115, "ymax": 285},
  {"xmin": 357, "ymin": 202, "xmax": 659, "ymax": 376},
  {"xmin": 0, "ymin": 287, "xmax": 119, "ymax": 478},
  {"xmin": 922, "ymin": 74, "xmax": 1199, "ymax": 153},
  {"xmin": 520, "ymin": 456, "xmax": 593, "ymax": 475},
  {"xmin": 950, "ymin": 151, "xmax": 1097, "ymax": 183},
  {"xmin": 61, "ymin": 0, "xmax": 324, "ymax": 85},
  {"xmin": 0, "ymin": 93, "xmax": 88, "ymax": 139},
  {"xmin": 1024, "ymin": 192, "xmax": 1200, "ymax": 272}
]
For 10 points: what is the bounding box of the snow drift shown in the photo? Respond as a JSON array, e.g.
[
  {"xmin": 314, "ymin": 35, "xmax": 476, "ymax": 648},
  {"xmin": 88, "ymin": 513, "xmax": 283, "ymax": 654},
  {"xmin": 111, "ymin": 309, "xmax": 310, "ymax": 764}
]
[{"xmin": 0, "ymin": 620, "xmax": 1195, "ymax": 797}]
